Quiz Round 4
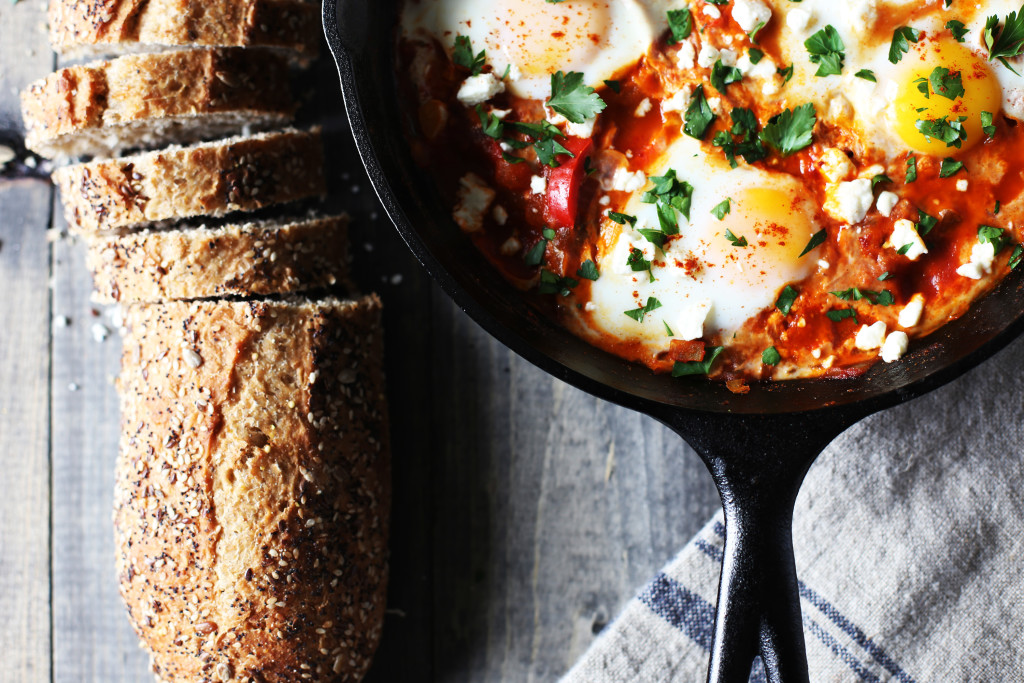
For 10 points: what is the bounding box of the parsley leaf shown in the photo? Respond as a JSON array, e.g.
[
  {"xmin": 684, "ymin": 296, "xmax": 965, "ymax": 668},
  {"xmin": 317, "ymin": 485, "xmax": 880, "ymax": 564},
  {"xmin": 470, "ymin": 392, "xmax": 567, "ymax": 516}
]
[
  {"xmin": 855, "ymin": 68, "xmax": 877, "ymax": 82},
  {"xmin": 608, "ymin": 211, "xmax": 637, "ymax": 226},
  {"xmin": 929, "ymin": 66, "xmax": 965, "ymax": 100},
  {"xmin": 984, "ymin": 10, "xmax": 1024, "ymax": 74},
  {"xmin": 672, "ymin": 346, "xmax": 724, "ymax": 377},
  {"xmin": 762, "ymin": 346, "xmax": 782, "ymax": 366},
  {"xmin": 946, "ymin": 19, "xmax": 969, "ymax": 42},
  {"xmin": 799, "ymin": 228, "xmax": 826, "ymax": 257},
  {"xmin": 667, "ymin": 8, "xmax": 693, "ymax": 43},
  {"xmin": 915, "ymin": 115, "xmax": 968, "ymax": 148},
  {"xmin": 453, "ymin": 35, "xmax": 486, "ymax": 75},
  {"xmin": 906, "ymin": 155, "xmax": 918, "ymax": 183},
  {"xmin": 724, "ymin": 228, "xmax": 748, "ymax": 247},
  {"xmin": 776, "ymin": 285, "xmax": 799, "ymax": 315},
  {"xmin": 712, "ymin": 198, "xmax": 733, "ymax": 220},
  {"xmin": 939, "ymin": 157, "xmax": 965, "ymax": 177},
  {"xmin": 625, "ymin": 297, "xmax": 663, "ymax": 323},
  {"xmin": 889, "ymin": 26, "xmax": 923, "ymax": 64},
  {"xmin": 684, "ymin": 84, "xmax": 716, "ymax": 139},
  {"xmin": 576, "ymin": 259, "xmax": 600, "ymax": 281},
  {"xmin": 547, "ymin": 71, "xmax": 607, "ymax": 124},
  {"xmin": 538, "ymin": 269, "xmax": 578, "ymax": 296},
  {"xmin": 642, "ymin": 169, "xmax": 694, "ymax": 233},
  {"xmin": 978, "ymin": 225, "xmax": 1010, "ymax": 253},
  {"xmin": 626, "ymin": 247, "xmax": 655, "ymax": 282},
  {"xmin": 804, "ymin": 25, "xmax": 846, "ymax": 76},
  {"xmin": 711, "ymin": 59, "xmax": 744, "ymax": 92},
  {"xmin": 982, "ymin": 111, "xmax": 997, "ymax": 138},
  {"xmin": 759, "ymin": 103, "xmax": 817, "ymax": 156},
  {"xmin": 1010, "ymin": 244, "xmax": 1024, "ymax": 269},
  {"xmin": 826, "ymin": 308, "xmax": 858, "ymax": 323}
]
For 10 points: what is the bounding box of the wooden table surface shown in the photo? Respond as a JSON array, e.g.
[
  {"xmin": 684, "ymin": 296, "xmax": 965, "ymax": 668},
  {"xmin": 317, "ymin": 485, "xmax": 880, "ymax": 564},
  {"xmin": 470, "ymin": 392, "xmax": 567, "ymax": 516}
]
[{"xmin": 0, "ymin": 2, "xmax": 721, "ymax": 681}]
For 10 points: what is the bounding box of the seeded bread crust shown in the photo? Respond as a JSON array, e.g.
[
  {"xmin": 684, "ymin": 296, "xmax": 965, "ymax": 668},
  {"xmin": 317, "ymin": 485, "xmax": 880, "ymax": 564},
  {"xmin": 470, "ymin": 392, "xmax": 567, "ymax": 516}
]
[
  {"xmin": 22, "ymin": 48, "xmax": 295, "ymax": 160},
  {"xmin": 87, "ymin": 215, "xmax": 350, "ymax": 304},
  {"xmin": 115, "ymin": 295, "xmax": 390, "ymax": 683},
  {"xmin": 49, "ymin": 0, "xmax": 319, "ymax": 64},
  {"xmin": 53, "ymin": 128, "xmax": 325, "ymax": 234}
]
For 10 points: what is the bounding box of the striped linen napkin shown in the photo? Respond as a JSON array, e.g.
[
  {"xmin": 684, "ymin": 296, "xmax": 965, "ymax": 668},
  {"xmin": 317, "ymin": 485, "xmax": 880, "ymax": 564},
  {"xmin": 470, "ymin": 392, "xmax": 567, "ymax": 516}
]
[{"xmin": 563, "ymin": 336, "xmax": 1024, "ymax": 683}]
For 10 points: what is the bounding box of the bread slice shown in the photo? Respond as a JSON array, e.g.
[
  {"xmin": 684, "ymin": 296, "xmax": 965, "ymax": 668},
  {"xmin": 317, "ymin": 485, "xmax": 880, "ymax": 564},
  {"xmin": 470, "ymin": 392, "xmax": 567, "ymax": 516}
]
[
  {"xmin": 115, "ymin": 295, "xmax": 390, "ymax": 683},
  {"xmin": 87, "ymin": 215, "xmax": 350, "ymax": 304},
  {"xmin": 53, "ymin": 128, "xmax": 325, "ymax": 234},
  {"xmin": 49, "ymin": 0, "xmax": 319, "ymax": 65},
  {"xmin": 22, "ymin": 48, "xmax": 296, "ymax": 160}
]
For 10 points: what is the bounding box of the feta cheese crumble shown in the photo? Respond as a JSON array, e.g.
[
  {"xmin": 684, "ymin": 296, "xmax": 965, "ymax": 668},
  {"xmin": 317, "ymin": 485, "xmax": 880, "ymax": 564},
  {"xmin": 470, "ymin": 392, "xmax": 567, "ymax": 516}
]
[
  {"xmin": 956, "ymin": 241, "xmax": 997, "ymax": 280},
  {"xmin": 898, "ymin": 294, "xmax": 925, "ymax": 328},
  {"xmin": 889, "ymin": 219, "xmax": 928, "ymax": 261},
  {"xmin": 452, "ymin": 173, "xmax": 495, "ymax": 233},
  {"xmin": 880, "ymin": 331, "xmax": 909, "ymax": 363},
  {"xmin": 875, "ymin": 191, "xmax": 899, "ymax": 217},
  {"xmin": 855, "ymin": 321, "xmax": 887, "ymax": 351},
  {"xmin": 457, "ymin": 73, "xmax": 505, "ymax": 107},
  {"xmin": 732, "ymin": 0, "xmax": 772, "ymax": 33}
]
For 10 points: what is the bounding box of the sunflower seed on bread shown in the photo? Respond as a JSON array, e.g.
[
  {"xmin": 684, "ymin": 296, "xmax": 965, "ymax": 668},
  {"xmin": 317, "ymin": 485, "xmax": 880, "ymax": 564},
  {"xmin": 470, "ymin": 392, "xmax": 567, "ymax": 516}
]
[
  {"xmin": 22, "ymin": 48, "xmax": 296, "ymax": 160},
  {"xmin": 87, "ymin": 215, "xmax": 350, "ymax": 304},
  {"xmin": 115, "ymin": 295, "xmax": 390, "ymax": 683},
  {"xmin": 49, "ymin": 0, "xmax": 319, "ymax": 65},
  {"xmin": 53, "ymin": 127, "xmax": 325, "ymax": 234}
]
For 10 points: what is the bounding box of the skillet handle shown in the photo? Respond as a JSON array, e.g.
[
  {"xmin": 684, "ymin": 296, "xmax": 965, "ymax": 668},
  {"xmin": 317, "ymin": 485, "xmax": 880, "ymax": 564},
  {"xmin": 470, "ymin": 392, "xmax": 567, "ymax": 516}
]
[
  {"xmin": 707, "ymin": 457, "xmax": 807, "ymax": 683},
  {"xmin": 661, "ymin": 410, "xmax": 864, "ymax": 683}
]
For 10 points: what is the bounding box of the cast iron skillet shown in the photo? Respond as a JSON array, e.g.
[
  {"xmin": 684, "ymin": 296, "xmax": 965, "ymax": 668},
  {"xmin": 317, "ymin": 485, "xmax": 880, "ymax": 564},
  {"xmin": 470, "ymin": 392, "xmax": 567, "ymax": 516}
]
[{"xmin": 324, "ymin": 2, "xmax": 1024, "ymax": 680}]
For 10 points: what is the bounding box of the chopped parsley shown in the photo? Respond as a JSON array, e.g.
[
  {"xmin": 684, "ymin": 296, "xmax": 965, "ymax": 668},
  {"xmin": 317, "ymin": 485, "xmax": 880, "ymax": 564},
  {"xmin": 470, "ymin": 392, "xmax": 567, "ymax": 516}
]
[
  {"xmin": 906, "ymin": 155, "xmax": 918, "ymax": 183},
  {"xmin": 917, "ymin": 209, "xmax": 938, "ymax": 235},
  {"xmin": 711, "ymin": 59, "xmax": 744, "ymax": 93},
  {"xmin": 576, "ymin": 259, "xmax": 600, "ymax": 281},
  {"xmin": 762, "ymin": 346, "xmax": 782, "ymax": 366},
  {"xmin": 799, "ymin": 228, "xmax": 827, "ymax": 257},
  {"xmin": 453, "ymin": 35, "xmax": 486, "ymax": 75},
  {"xmin": 830, "ymin": 287, "xmax": 894, "ymax": 306},
  {"xmin": 539, "ymin": 269, "xmax": 578, "ymax": 296},
  {"xmin": 872, "ymin": 173, "xmax": 893, "ymax": 188},
  {"xmin": 759, "ymin": 103, "xmax": 817, "ymax": 156},
  {"xmin": 672, "ymin": 346, "xmax": 724, "ymax": 377},
  {"xmin": 608, "ymin": 211, "xmax": 637, "ymax": 226},
  {"xmin": 984, "ymin": 9, "xmax": 1024, "ymax": 74},
  {"xmin": 804, "ymin": 25, "xmax": 846, "ymax": 76},
  {"xmin": 855, "ymin": 68, "xmax": 877, "ymax": 82},
  {"xmin": 547, "ymin": 71, "xmax": 607, "ymax": 123},
  {"xmin": 524, "ymin": 227, "xmax": 557, "ymax": 266},
  {"xmin": 946, "ymin": 19, "xmax": 969, "ymax": 42},
  {"xmin": 724, "ymin": 228, "xmax": 748, "ymax": 247},
  {"xmin": 642, "ymin": 169, "xmax": 694, "ymax": 235},
  {"xmin": 604, "ymin": 79, "xmax": 621, "ymax": 93},
  {"xmin": 776, "ymin": 285, "xmax": 799, "ymax": 315},
  {"xmin": 1011, "ymin": 245, "xmax": 1024, "ymax": 269},
  {"xmin": 826, "ymin": 308, "xmax": 858, "ymax": 323},
  {"xmin": 712, "ymin": 198, "xmax": 733, "ymax": 220},
  {"xmin": 982, "ymin": 111, "xmax": 997, "ymax": 138},
  {"xmin": 713, "ymin": 107, "xmax": 767, "ymax": 167},
  {"xmin": 684, "ymin": 85, "xmax": 716, "ymax": 139},
  {"xmin": 915, "ymin": 115, "xmax": 968, "ymax": 148},
  {"xmin": 666, "ymin": 8, "xmax": 693, "ymax": 44},
  {"xmin": 625, "ymin": 297, "xmax": 663, "ymax": 323},
  {"xmin": 929, "ymin": 66, "xmax": 965, "ymax": 100},
  {"xmin": 978, "ymin": 225, "xmax": 1010, "ymax": 253},
  {"xmin": 939, "ymin": 158, "xmax": 965, "ymax": 177},
  {"xmin": 627, "ymin": 247, "xmax": 655, "ymax": 282},
  {"xmin": 889, "ymin": 26, "xmax": 923, "ymax": 64}
]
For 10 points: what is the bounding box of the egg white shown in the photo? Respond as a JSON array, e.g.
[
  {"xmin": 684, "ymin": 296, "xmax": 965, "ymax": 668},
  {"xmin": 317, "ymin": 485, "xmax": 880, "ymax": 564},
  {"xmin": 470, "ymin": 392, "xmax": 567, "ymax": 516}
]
[
  {"xmin": 586, "ymin": 135, "xmax": 820, "ymax": 353},
  {"xmin": 402, "ymin": 0, "xmax": 682, "ymax": 100}
]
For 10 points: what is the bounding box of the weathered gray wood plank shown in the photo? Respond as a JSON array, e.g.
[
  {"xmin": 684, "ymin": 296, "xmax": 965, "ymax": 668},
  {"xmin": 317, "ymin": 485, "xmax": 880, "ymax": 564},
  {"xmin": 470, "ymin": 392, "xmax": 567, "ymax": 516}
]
[
  {"xmin": 0, "ymin": 2, "xmax": 55, "ymax": 682},
  {"xmin": 50, "ymin": 222, "xmax": 153, "ymax": 682},
  {"xmin": 0, "ymin": 181, "xmax": 53, "ymax": 683},
  {"xmin": 429, "ymin": 292, "xmax": 721, "ymax": 682}
]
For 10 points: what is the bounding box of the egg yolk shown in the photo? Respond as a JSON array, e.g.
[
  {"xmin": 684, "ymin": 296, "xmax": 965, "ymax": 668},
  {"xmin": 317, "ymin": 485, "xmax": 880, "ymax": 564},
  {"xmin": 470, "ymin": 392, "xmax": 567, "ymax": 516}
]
[
  {"xmin": 702, "ymin": 187, "xmax": 817, "ymax": 288},
  {"xmin": 891, "ymin": 38, "xmax": 1002, "ymax": 156},
  {"xmin": 490, "ymin": 0, "xmax": 610, "ymax": 79}
]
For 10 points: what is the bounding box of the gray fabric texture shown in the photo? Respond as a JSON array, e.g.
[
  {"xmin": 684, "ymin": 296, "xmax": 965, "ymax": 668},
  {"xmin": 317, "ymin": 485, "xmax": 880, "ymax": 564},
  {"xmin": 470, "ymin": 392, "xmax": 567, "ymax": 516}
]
[{"xmin": 563, "ymin": 335, "xmax": 1024, "ymax": 682}]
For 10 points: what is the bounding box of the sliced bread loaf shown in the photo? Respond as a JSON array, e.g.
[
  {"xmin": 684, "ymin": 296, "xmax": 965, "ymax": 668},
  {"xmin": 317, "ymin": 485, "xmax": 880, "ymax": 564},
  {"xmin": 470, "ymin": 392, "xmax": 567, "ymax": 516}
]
[
  {"xmin": 49, "ymin": 0, "xmax": 319, "ymax": 64},
  {"xmin": 53, "ymin": 127, "xmax": 325, "ymax": 234},
  {"xmin": 115, "ymin": 295, "xmax": 390, "ymax": 683},
  {"xmin": 88, "ymin": 215, "xmax": 350, "ymax": 304},
  {"xmin": 22, "ymin": 48, "xmax": 296, "ymax": 160}
]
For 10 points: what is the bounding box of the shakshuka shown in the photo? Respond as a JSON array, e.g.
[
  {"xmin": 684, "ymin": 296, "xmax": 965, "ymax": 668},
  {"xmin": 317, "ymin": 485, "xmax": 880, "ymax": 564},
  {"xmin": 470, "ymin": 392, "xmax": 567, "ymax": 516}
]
[{"xmin": 398, "ymin": 0, "xmax": 1024, "ymax": 386}]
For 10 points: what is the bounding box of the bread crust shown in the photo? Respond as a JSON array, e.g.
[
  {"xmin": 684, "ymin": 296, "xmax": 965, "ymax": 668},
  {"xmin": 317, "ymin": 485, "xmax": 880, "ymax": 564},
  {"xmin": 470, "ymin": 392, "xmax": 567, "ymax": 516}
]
[
  {"xmin": 49, "ymin": 0, "xmax": 319, "ymax": 63},
  {"xmin": 53, "ymin": 128, "xmax": 325, "ymax": 233},
  {"xmin": 115, "ymin": 296, "xmax": 390, "ymax": 683},
  {"xmin": 87, "ymin": 215, "xmax": 350, "ymax": 304},
  {"xmin": 22, "ymin": 48, "xmax": 295, "ymax": 159}
]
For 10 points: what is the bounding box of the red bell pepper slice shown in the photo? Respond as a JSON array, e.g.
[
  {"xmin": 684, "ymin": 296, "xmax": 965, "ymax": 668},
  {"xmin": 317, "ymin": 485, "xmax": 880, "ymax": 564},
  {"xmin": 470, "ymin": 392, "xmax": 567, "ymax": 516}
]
[{"xmin": 544, "ymin": 136, "xmax": 593, "ymax": 229}]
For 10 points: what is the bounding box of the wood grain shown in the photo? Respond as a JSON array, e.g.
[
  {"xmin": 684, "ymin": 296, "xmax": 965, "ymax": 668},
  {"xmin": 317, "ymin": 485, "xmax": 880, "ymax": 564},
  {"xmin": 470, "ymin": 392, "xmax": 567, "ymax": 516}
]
[{"xmin": 0, "ymin": 2, "xmax": 54, "ymax": 682}]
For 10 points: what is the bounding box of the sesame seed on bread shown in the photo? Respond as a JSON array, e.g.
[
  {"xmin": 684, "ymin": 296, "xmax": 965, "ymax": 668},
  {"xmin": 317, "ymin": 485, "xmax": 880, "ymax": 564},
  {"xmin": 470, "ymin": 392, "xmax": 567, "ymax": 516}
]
[
  {"xmin": 115, "ymin": 295, "xmax": 390, "ymax": 683},
  {"xmin": 22, "ymin": 48, "xmax": 296, "ymax": 160},
  {"xmin": 87, "ymin": 215, "xmax": 351, "ymax": 304},
  {"xmin": 53, "ymin": 127, "xmax": 326, "ymax": 234},
  {"xmin": 49, "ymin": 0, "xmax": 320, "ymax": 65}
]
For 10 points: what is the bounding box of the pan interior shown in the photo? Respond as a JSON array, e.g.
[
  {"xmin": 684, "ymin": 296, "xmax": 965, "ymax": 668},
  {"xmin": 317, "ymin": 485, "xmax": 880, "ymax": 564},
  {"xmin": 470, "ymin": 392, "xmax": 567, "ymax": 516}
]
[{"xmin": 326, "ymin": 0, "xmax": 1024, "ymax": 417}]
